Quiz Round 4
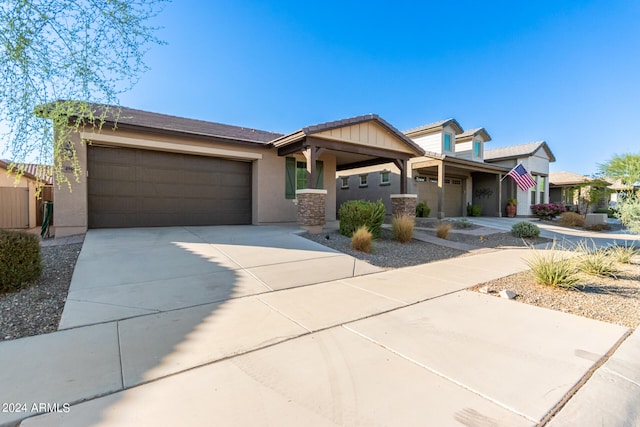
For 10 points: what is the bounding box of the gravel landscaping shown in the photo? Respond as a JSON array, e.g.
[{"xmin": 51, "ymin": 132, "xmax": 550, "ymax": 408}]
[
  {"xmin": 471, "ymin": 262, "xmax": 640, "ymax": 328},
  {"xmin": 0, "ymin": 240, "xmax": 82, "ymax": 341},
  {"xmin": 1, "ymin": 224, "xmax": 637, "ymax": 343}
]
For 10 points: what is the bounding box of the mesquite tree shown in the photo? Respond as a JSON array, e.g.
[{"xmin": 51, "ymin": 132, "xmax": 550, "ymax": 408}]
[{"xmin": 0, "ymin": 0, "xmax": 167, "ymax": 187}]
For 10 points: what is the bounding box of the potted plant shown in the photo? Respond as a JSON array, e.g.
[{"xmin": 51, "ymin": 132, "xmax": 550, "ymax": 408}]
[{"xmin": 505, "ymin": 198, "xmax": 517, "ymax": 218}]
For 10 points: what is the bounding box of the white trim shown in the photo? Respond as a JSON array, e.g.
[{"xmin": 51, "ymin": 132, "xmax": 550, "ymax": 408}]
[
  {"xmin": 295, "ymin": 189, "xmax": 327, "ymax": 195},
  {"xmin": 80, "ymin": 132, "xmax": 263, "ymax": 160}
]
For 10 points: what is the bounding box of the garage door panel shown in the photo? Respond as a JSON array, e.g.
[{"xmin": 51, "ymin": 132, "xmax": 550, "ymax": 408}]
[
  {"xmin": 88, "ymin": 146, "xmax": 252, "ymax": 228},
  {"xmin": 416, "ymin": 177, "xmax": 463, "ymax": 217}
]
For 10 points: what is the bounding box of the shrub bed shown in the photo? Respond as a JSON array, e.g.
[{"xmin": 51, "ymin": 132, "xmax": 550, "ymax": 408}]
[
  {"xmin": 558, "ymin": 212, "xmax": 585, "ymax": 227},
  {"xmin": 511, "ymin": 221, "xmax": 540, "ymax": 238},
  {"xmin": 339, "ymin": 199, "xmax": 385, "ymax": 238},
  {"xmin": 0, "ymin": 230, "xmax": 42, "ymax": 293}
]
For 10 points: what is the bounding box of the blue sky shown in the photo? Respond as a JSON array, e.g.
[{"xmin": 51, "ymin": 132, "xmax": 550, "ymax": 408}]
[{"xmin": 118, "ymin": 0, "xmax": 640, "ymax": 175}]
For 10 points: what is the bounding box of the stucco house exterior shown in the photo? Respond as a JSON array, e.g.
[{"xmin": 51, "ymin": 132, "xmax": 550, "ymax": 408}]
[
  {"xmin": 337, "ymin": 120, "xmax": 556, "ymax": 218},
  {"xmin": 549, "ymin": 171, "xmax": 610, "ymax": 213},
  {"xmin": 53, "ymin": 105, "xmax": 424, "ymax": 238},
  {"xmin": 0, "ymin": 161, "xmax": 53, "ymax": 229}
]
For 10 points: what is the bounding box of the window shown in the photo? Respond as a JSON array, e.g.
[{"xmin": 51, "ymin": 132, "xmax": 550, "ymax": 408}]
[
  {"xmin": 359, "ymin": 174, "xmax": 368, "ymax": 187},
  {"xmin": 285, "ymin": 157, "xmax": 324, "ymax": 199},
  {"xmin": 530, "ymin": 175, "xmax": 537, "ymax": 204},
  {"xmin": 380, "ymin": 171, "xmax": 390, "ymax": 185},
  {"xmin": 340, "ymin": 176, "xmax": 349, "ymax": 189},
  {"xmin": 443, "ymin": 133, "xmax": 453, "ymax": 152},
  {"xmin": 538, "ymin": 176, "xmax": 545, "ymax": 203},
  {"xmin": 473, "ymin": 141, "xmax": 482, "ymax": 157}
]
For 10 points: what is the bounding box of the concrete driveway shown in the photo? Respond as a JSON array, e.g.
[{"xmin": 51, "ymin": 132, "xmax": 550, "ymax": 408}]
[
  {"xmin": 59, "ymin": 225, "xmax": 381, "ymax": 329},
  {"xmin": 1, "ymin": 225, "xmax": 637, "ymax": 426}
]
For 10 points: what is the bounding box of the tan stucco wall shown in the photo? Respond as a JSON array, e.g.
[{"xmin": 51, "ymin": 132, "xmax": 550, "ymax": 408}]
[{"xmin": 54, "ymin": 127, "xmax": 340, "ymax": 237}]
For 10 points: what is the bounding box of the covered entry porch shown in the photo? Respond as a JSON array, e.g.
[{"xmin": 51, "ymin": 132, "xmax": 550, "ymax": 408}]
[
  {"xmin": 271, "ymin": 114, "xmax": 425, "ymax": 231},
  {"xmin": 411, "ymin": 156, "xmax": 509, "ymax": 219}
]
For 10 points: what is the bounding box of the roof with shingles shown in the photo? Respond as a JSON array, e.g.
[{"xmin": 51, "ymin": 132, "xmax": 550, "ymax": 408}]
[
  {"xmin": 549, "ymin": 171, "xmax": 590, "ymax": 185},
  {"xmin": 484, "ymin": 141, "xmax": 556, "ymax": 162},
  {"xmin": 403, "ymin": 118, "xmax": 464, "ymax": 136},
  {"xmin": 456, "ymin": 127, "xmax": 491, "ymax": 142},
  {"xmin": 271, "ymin": 114, "xmax": 425, "ymax": 156}
]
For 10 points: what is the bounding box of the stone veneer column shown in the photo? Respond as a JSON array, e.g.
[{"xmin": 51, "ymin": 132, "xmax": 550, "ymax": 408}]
[
  {"xmin": 296, "ymin": 189, "xmax": 327, "ymax": 234},
  {"xmin": 390, "ymin": 194, "xmax": 417, "ymax": 218}
]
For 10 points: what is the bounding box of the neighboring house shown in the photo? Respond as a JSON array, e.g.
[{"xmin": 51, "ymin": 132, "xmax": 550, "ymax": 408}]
[
  {"xmin": 337, "ymin": 120, "xmax": 556, "ymax": 218},
  {"xmin": 53, "ymin": 105, "xmax": 424, "ymax": 238},
  {"xmin": 484, "ymin": 141, "xmax": 556, "ymax": 216},
  {"xmin": 0, "ymin": 160, "xmax": 53, "ymax": 229},
  {"xmin": 548, "ymin": 171, "xmax": 609, "ymax": 213}
]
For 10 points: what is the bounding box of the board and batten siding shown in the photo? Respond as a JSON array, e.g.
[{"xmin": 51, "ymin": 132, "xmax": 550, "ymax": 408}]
[
  {"xmin": 315, "ymin": 122, "xmax": 415, "ymax": 154},
  {"xmin": 0, "ymin": 187, "xmax": 30, "ymax": 228}
]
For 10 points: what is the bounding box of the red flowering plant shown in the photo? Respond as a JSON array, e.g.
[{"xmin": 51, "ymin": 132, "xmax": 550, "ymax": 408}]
[{"xmin": 530, "ymin": 202, "xmax": 566, "ymax": 220}]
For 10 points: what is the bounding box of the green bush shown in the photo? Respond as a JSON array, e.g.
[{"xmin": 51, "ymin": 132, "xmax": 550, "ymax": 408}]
[
  {"xmin": 452, "ymin": 218, "xmax": 473, "ymax": 229},
  {"xmin": 338, "ymin": 199, "xmax": 386, "ymax": 238},
  {"xmin": 511, "ymin": 221, "xmax": 540, "ymax": 238},
  {"xmin": 0, "ymin": 230, "xmax": 42, "ymax": 293},
  {"xmin": 467, "ymin": 204, "xmax": 482, "ymax": 217},
  {"xmin": 416, "ymin": 202, "xmax": 430, "ymax": 218},
  {"xmin": 526, "ymin": 243, "xmax": 579, "ymax": 288},
  {"xmin": 616, "ymin": 196, "xmax": 640, "ymax": 235}
]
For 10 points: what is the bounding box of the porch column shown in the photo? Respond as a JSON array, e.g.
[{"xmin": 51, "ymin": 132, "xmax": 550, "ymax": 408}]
[
  {"xmin": 497, "ymin": 174, "xmax": 503, "ymax": 217},
  {"xmin": 437, "ymin": 160, "xmax": 445, "ymax": 219},
  {"xmin": 391, "ymin": 194, "xmax": 417, "ymax": 218},
  {"xmin": 296, "ymin": 189, "xmax": 327, "ymax": 234},
  {"xmin": 305, "ymin": 145, "xmax": 317, "ymax": 189},
  {"xmin": 393, "ymin": 159, "xmax": 408, "ymax": 194}
]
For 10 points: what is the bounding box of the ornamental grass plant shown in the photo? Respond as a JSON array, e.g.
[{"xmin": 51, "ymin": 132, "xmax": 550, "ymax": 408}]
[
  {"xmin": 392, "ymin": 214, "xmax": 414, "ymax": 243},
  {"xmin": 351, "ymin": 226, "xmax": 373, "ymax": 253}
]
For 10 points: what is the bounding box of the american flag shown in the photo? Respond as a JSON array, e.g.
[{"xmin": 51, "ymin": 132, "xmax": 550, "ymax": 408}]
[{"xmin": 506, "ymin": 164, "xmax": 537, "ymax": 191}]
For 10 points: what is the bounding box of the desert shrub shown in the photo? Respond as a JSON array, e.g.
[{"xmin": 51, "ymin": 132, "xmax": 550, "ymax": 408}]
[
  {"xmin": 392, "ymin": 214, "xmax": 414, "ymax": 243},
  {"xmin": 615, "ymin": 196, "xmax": 640, "ymax": 235},
  {"xmin": 416, "ymin": 202, "xmax": 430, "ymax": 218},
  {"xmin": 339, "ymin": 199, "xmax": 386, "ymax": 238},
  {"xmin": 584, "ymin": 223, "xmax": 611, "ymax": 232},
  {"xmin": 467, "ymin": 204, "xmax": 482, "ymax": 217},
  {"xmin": 511, "ymin": 221, "xmax": 540, "ymax": 238},
  {"xmin": 530, "ymin": 202, "xmax": 566, "ymax": 220},
  {"xmin": 594, "ymin": 207, "xmax": 616, "ymax": 218},
  {"xmin": 452, "ymin": 218, "xmax": 473, "ymax": 229},
  {"xmin": 575, "ymin": 241, "xmax": 619, "ymax": 278},
  {"xmin": 0, "ymin": 230, "xmax": 42, "ymax": 293},
  {"xmin": 558, "ymin": 212, "xmax": 586, "ymax": 228},
  {"xmin": 526, "ymin": 243, "xmax": 579, "ymax": 288},
  {"xmin": 606, "ymin": 244, "xmax": 639, "ymax": 264},
  {"xmin": 436, "ymin": 222, "xmax": 452, "ymax": 239},
  {"xmin": 351, "ymin": 226, "xmax": 373, "ymax": 253}
]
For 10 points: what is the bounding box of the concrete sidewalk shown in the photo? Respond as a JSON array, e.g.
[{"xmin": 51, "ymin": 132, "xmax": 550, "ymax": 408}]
[{"xmin": 1, "ymin": 225, "xmax": 637, "ymax": 426}]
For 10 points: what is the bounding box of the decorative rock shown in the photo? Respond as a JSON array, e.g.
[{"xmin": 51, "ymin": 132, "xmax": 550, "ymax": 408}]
[
  {"xmin": 499, "ymin": 289, "xmax": 516, "ymax": 300},
  {"xmin": 478, "ymin": 285, "xmax": 491, "ymax": 294}
]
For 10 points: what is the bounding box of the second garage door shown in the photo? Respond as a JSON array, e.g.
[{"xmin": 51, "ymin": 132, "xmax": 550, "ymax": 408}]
[
  {"xmin": 88, "ymin": 146, "xmax": 252, "ymax": 228},
  {"xmin": 417, "ymin": 177, "xmax": 464, "ymax": 217}
]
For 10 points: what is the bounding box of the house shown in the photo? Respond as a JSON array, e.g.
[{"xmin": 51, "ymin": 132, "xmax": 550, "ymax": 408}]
[
  {"xmin": 549, "ymin": 171, "xmax": 611, "ymax": 213},
  {"xmin": 484, "ymin": 141, "xmax": 556, "ymax": 216},
  {"xmin": 52, "ymin": 105, "xmax": 425, "ymax": 238},
  {"xmin": 337, "ymin": 120, "xmax": 556, "ymax": 218},
  {"xmin": 0, "ymin": 160, "xmax": 53, "ymax": 229}
]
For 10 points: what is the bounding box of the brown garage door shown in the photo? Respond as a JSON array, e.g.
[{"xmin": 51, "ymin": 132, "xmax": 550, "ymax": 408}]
[
  {"xmin": 88, "ymin": 146, "xmax": 252, "ymax": 228},
  {"xmin": 417, "ymin": 177, "xmax": 464, "ymax": 217}
]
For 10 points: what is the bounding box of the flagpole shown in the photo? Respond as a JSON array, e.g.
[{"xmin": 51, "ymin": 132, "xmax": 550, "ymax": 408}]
[{"xmin": 500, "ymin": 162, "xmax": 521, "ymax": 182}]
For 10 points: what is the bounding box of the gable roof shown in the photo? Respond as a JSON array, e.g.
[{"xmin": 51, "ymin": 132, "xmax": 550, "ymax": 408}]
[
  {"xmin": 403, "ymin": 118, "xmax": 464, "ymax": 137},
  {"xmin": 272, "ymin": 114, "xmax": 425, "ymax": 156},
  {"xmin": 456, "ymin": 127, "xmax": 492, "ymax": 142},
  {"xmin": 484, "ymin": 141, "xmax": 556, "ymax": 162},
  {"xmin": 549, "ymin": 171, "xmax": 589, "ymax": 185}
]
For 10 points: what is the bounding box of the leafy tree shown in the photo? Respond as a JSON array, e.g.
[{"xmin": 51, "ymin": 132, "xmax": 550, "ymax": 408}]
[
  {"xmin": 598, "ymin": 153, "xmax": 640, "ymax": 190},
  {"xmin": 0, "ymin": 0, "xmax": 168, "ymax": 187}
]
